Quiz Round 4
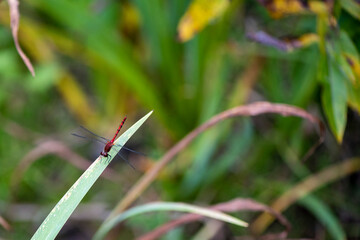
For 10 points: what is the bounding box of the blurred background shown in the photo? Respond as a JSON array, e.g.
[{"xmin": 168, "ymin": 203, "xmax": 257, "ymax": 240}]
[{"xmin": 0, "ymin": 0, "xmax": 360, "ymax": 239}]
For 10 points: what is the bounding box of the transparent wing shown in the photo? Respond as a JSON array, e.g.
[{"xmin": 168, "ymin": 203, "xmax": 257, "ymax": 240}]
[
  {"xmin": 79, "ymin": 126, "xmax": 110, "ymax": 142},
  {"xmin": 116, "ymin": 151, "xmax": 136, "ymax": 170},
  {"xmin": 114, "ymin": 144, "xmax": 146, "ymax": 156},
  {"xmin": 71, "ymin": 133, "xmax": 107, "ymax": 145}
]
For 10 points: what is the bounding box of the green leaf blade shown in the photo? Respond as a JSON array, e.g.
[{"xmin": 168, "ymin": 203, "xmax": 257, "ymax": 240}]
[
  {"xmin": 322, "ymin": 48, "xmax": 348, "ymax": 143},
  {"xmin": 340, "ymin": 0, "xmax": 360, "ymax": 21},
  {"xmin": 93, "ymin": 202, "xmax": 247, "ymax": 240}
]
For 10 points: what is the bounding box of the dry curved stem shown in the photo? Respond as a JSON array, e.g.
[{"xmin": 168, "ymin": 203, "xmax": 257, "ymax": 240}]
[
  {"xmin": 7, "ymin": 0, "xmax": 35, "ymax": 76},
  {"xmin": 137, "ymin": 198, "xmax": 290, "ymax": 240},
  {"xmin": 12, "ymin": 139, "xmax": 121, "ymax": 194},
  {"xmin": 235, "ymin": 236, "xmax": 313, "ymax": 240},
  {"xmin": 0, "ymin": 216, "xmax": 11, "ymax": 231},
  {"xmin": 251, "ymin": 157, "xmax": 360, "ymax": 234},
  {"xmin": 108, "ymin": 101, "xmax": 324, "ymax": 219},
  {"xmin": 0, "ymin": 115, "xmax": 41, "ymax": 141}
]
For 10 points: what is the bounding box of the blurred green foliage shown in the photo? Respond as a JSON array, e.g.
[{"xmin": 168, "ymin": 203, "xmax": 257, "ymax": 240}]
[{"xmin": 0, "ymin": 0, "xmax": 360, "ymax": 239}]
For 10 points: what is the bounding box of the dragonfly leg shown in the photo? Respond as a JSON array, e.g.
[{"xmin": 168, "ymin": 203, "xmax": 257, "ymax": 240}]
[{"xmin": 100, "ymin": 154, "xmax": 111, "ymax": 164}]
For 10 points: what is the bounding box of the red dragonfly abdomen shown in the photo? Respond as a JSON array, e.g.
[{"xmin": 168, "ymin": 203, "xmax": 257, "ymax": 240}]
[{"xmin": 100, "ymin": 117, "xmax": 127, "ymax": 158}]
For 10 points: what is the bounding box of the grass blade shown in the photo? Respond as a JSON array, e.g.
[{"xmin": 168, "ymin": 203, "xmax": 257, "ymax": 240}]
[
  {"xmin": 93, "ymin": 202, "xmax": 248, "ymax": 240},
  {"xmin": 299, "ymin": 196, "xmax": 346, "ymax": 240},
  {"xmin": 31, "ymin": 111, "xmax": 153, "ymax": 240}
]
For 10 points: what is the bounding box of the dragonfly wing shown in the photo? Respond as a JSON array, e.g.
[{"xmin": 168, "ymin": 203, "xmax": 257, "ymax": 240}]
[
  {"xmin": 113, "ymin": 144, "xmax": 146, "ymax": 156},
  {"xmin": 79, "ymin": 126, "xmax": 110, "ymax": 142},
  {"xmin": 72, "ymin": 133, "xmax": 107, "ymax": 145},
  {"xmin": 116, "ymin": 151, "xmax": 136, "ymax": 170}
]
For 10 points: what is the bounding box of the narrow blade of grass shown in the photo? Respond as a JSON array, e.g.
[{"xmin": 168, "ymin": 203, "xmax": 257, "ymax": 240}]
[
  {"xmin": 299, "ymin": 196, "xmax": 346, "ymax": 240},
  {"xmin": 93, "ymin": 202, "xmax": 248, "ymax": 240},
  {"xmin": 31, "ymin": 111, "xmax": 153, "ymax": 240}
]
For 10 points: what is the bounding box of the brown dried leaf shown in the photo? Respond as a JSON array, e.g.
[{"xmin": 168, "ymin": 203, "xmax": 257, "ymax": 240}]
[{"xmin": 8, "ymin": 0, "xmax": 35, "ymax": 76}]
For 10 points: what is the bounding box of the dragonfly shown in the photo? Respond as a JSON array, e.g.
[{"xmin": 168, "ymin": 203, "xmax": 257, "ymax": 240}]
[{"xmin": 72, "ymin": 117, "xmax": 143, "ymax": 169}]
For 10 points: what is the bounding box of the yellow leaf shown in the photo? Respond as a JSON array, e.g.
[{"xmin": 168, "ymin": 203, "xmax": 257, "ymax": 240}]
[
  {"xmin": 348, "ymin": 83, "xmax": 360, "ymax": 114},
  {"xmin": 120, "ymin": 2, "xmax": 140, "ymax": 39},
  {"xmin": 178, "ymin": 0, "xmax": 229, "ymax": 42},
  {"xmin": 56, "ymin": 73, "xmax": 98, "ymax": 126},
  {"xmin": 259, "ymin": 0, "xmax": 307, "ymax": 18},
  {"xmin": 344, "ymin": 54, "xmax": 360, "ymax": 86},
  {"xmin": 308, "ymin": 1, "xmax": 329, "ymax": 16},
  {"xmin": 258, "ymin": 0, "xmax": 329, "ymax": 18},
  {"xmin": 296, "ymin": 33, "xmax": 319, "ymax": 47}
]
